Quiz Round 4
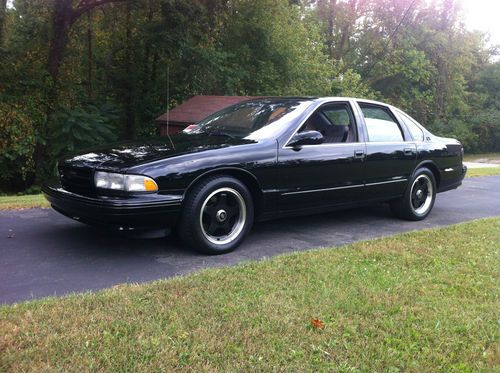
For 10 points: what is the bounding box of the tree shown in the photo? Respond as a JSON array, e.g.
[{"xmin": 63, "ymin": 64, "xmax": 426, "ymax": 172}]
[
  {"xmin": 34, "ymin": 0, "xmax": 128, "ymax": 181},
  {"xmin": 219, "ymin": 0, "xmax": 331, "ymax": 96},
  {"xmin": 0, "ymin": 0, "xmax": 6, "ymax": 45},
  {"xmin": 0, "ymin": 0, "xmax": 498, "ymax": 193},
  {"xmin": 47, "ymin": 0, "xmax": 127, "ymax": 82}
]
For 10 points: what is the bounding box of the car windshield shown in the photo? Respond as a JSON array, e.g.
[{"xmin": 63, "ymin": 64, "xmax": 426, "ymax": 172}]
[{"xmin": 190, "ymin": 99, "xmax": 311, "ymax": 139}]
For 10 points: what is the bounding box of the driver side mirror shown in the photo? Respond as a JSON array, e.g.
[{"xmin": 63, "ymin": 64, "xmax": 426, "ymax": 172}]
[{"xmin": 288, "ymin": 130, "xmax": 324, "ymax": 147}]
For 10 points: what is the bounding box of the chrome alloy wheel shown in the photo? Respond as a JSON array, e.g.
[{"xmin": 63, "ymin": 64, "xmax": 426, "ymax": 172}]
[
  {"xmin": 410, "ymin": 174, "xmax": 433, "ymax": 215},
  {"xmin": 199, "ymin": 187, "xmax": 246, "ymax": 245}
]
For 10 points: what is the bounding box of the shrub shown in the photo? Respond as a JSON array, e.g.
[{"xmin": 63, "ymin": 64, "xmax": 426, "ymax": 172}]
[
  {"xmin": 49, "ymin": 103, "xmax": 119, "ymax": 158},
  {"xmin": 0, "ymin": 102, "xmax": 36, "ymax": 192},
  {"xmin": 430, "ymin": 110, "xmax": 500, "ymax": 153},
  {"xmin": 469, "ymin": 109, "xmax": 500, "ymax": 152},
  {"xmin": 429, "ymin": 119, "xmax": 479, "ymax": 152}
]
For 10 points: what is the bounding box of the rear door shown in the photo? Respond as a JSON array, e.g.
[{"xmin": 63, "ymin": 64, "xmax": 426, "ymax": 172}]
[
  {"xmin": 356, "ymin": 102, "xmax": 416, "ymax": 199},
  {"xmin": 276, "ymin": 101, "xmax": 366, "ymax": 212}
]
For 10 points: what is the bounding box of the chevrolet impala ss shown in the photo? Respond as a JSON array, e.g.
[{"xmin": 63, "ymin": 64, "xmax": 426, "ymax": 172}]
[{"xmin": 43, "ymin": 97, "xmax": 467, "ymax": 254}]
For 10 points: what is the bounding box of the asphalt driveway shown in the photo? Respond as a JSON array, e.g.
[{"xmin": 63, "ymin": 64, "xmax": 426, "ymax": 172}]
[{"xmin": 1, "ymin": 176, "xmax": 499, "ymax": 304}]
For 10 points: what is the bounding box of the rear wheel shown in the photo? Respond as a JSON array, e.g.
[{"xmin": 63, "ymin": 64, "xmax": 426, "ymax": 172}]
[
  {"xmin": 178, "ymin": 175, "xmax": 254, "ymax": 254},
  {"xmin": 390, "ymin": 168, "xmax": 436, "ymax": 221}
]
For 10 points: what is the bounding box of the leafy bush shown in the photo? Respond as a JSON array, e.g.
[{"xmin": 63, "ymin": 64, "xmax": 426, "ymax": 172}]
[
  {"xmin": 49, "ymin": 104, "xmax": 119, "ymax": 158},
  {"xmin": 431, "ymin": 119, "xmax": 479, "ymax": 152},
  {"xmin": 469, "ymin": 109, "xmax": 500, "ymax": 152},
  {"xmin": 0, "ymin": 102, "xmax": 36, "ymax": 192},
  {"xmin": 331, "ymin": 68, "xmax": 379, "ymax": 99},
  {"xmin": 430, "ymin": 110, "xmax": 500, "ymax": 153}
]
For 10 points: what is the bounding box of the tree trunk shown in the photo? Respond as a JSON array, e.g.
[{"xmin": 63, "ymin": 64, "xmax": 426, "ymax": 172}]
[
  {"xmin": 47, "ymin": 0, "xmax": 74, "ymax": 81},
  {"xmin": 35, "ymin": 0, "xmax": 74, "ymax": 184},
  {"xmin": 151, "ymin": 51, "xmax": 159, "ymax": 88},
  {"xmin": 337, "ymin": 25, "xmax": 349, "ymax": 60},
  {"xmin": 0, "ymin": 0, "xmax": 7, "ymax": 46},
  {"xmin": 326, "ymin": 0, "xmax": 337, "ymax": 59},
  {"xmin": 141, "ymin": 0, "xmax": 154, "ymax": 101},
  {"xmin": 124, "ymin": 0, "xmax": 135, "ymax": 139},
  {"xmin": 435, "ymin": 0, "xmax": 455, "ymax": 119},
  {"xmin": 87, "ymin": 11, "xmax": 93, "ymax": 99}
]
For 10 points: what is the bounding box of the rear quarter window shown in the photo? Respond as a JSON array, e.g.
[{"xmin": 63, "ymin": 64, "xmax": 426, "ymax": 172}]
[{"xmin": 397, "ymin": 111, "xmax": 425, "ymax": 141}]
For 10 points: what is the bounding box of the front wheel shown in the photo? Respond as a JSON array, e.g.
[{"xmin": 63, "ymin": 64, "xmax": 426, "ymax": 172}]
[
  {"xmin": 178, "ymin": 176, "xmax": 254, "ymax": 255},
  {"xmin": 390, "ymin": 168, "xmax": 436, "ymax": 221}
]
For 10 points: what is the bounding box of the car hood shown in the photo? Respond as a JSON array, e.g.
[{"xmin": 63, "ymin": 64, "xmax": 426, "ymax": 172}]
[{"xmin": 60, "ymin": 133, "xmax": 256, "ymax": 171}]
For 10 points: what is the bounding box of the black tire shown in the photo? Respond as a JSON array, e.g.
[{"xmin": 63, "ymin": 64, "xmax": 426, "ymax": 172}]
[
  {"xmin": 390, "ymin": 167, "xmax": 436, "ymax": 221},
  {"xmin": 178, "ymin": 175, "xmax": 254, "ymax": 255}
]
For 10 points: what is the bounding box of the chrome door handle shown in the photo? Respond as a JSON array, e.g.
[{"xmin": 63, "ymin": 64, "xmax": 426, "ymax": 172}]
[
  {"xmin": 404, "ymin": 148, "xmax": 414, "ymax": 155},
  {"xmin": 354, "ymin": 150, "xmax": 365, "ymax": 159}
]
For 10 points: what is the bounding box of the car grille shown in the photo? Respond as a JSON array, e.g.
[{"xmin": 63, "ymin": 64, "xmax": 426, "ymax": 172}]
[{"xmin": 59, "ymin": 166, "xmax": 94, "ymax": 196}]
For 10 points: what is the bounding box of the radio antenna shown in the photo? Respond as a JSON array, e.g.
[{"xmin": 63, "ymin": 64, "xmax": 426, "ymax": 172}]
[{"xmin": 166, "ymin": 65, "xmax": 175, "ymax": 149}]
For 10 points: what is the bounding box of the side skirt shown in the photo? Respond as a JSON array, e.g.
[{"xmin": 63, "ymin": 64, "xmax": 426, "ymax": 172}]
[{"xmin": 255, "ymin": 196, "xmax": 398, "ymax": 222}]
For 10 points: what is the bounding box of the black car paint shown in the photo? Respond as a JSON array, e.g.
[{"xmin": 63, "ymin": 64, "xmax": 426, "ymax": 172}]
[{"xmin": 43, "ymin": 97, "xmax": 466, "ymax": 231}]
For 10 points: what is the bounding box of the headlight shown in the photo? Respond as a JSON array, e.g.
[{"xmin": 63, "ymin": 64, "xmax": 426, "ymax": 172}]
[{"xmin": 94, "ymin": 172, "xmax": 158, "ymax": 192}]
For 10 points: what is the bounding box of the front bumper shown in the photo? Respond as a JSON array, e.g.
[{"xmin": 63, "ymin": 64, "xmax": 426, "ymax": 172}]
[{"xmin": 43, "ymin": 185, "xmax": 183, "ymax": 230}]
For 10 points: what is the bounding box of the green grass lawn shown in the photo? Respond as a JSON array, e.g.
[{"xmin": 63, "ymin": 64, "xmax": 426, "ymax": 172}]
[
  {"xmin": 1, "ymin": 218, "xmax": 499, "ymax": 372},
  {"xmin": 0, "ymin": 193, "xmax": 49, "ymax": 209},
  {"xmin": 466, "ymin": 167, "xmax": 500, "ymax": 178},
  {"xmin": 464, "ymin": 152, "xmax": 500, "ymax": 162},
  {"xmin": 463, "ymin": 152, "xmax": 500, "ymax": 177}
]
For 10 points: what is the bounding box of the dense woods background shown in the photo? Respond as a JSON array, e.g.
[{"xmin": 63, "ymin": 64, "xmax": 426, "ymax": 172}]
[{"xmin": 0, "ymin": 0, "xmax": 498, "ymax": 192}]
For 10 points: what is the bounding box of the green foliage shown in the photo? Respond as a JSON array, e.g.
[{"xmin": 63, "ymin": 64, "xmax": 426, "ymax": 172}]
[
  {"xmin": 476, "ymin": 61, "xmax": 500, "ymax": 104},
  {"xmin": 219, "ymin": 0, "xmax": 331, "ymax": 96},
  {"xmin": 461, "ymin": 61, "xmax": 500, "ymax": 152},
  {"xmin": 331, "ymin": 68, "xmax": 378, "ymax": 99},
  {"xmin": 0, "ymin": 102, "xmax": 36, "ymax": 191},
  {"xmin": 0, "ymin": 0, "xmax": 499, "ymax": 193},
  {"xmin": 468, "ymin": 109, "xmax": 500, "ymax": 152},
  {"xmin": 429, "ymin": 118, "xmax": 478, "ymax": 151},
  {"xmin": 50, "ymin": 104, "xmax": 119, "ymax": 157},
  {"xmin": 430, "ymin": 109, "xmax": 500, "ymax": 153}
]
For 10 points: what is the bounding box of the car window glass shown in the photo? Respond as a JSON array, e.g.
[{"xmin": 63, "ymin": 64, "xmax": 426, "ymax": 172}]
[
  {"xmin": 323, "ymin": 107, "xmax": 350, "ymax": 126},
  {"xmin": 298, "ymin": 103, "xmax": 356, "ymax": 144},
  {"xmin": 194, "ymin": 99, "xmax": 306, "ymax": 138},
  {"xmin": 398, "ymin": 111, "xmax": 424, "ymax": 141},
  {"xmin": 359, "ymin": 104, "xmax": 404, "ymax": 142}
]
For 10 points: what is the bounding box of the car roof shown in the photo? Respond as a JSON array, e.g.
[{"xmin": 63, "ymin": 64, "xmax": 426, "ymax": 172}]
[
  {"xmin": 314, "ymin": 97, "xmax": 395, "ymax": 107},
  {"xmin": 241, "ymin": 96, "xmax": 395, "ymax": 108}
]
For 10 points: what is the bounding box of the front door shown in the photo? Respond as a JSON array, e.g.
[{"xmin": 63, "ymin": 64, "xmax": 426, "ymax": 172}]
[{"xmin": 276, "ymin": 102, "xmax": 366, "ymax": 213}]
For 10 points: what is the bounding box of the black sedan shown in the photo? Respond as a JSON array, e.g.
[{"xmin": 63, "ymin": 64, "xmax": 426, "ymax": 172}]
[{"xmin": 43, "ymin": 97, "xmax": 467, "ymax": 254}]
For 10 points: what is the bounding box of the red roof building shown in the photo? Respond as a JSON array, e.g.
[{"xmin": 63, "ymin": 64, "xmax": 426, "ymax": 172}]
[{"xmin": 156, "ymin": 95, "xmax": 260, "ymax": 135}]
